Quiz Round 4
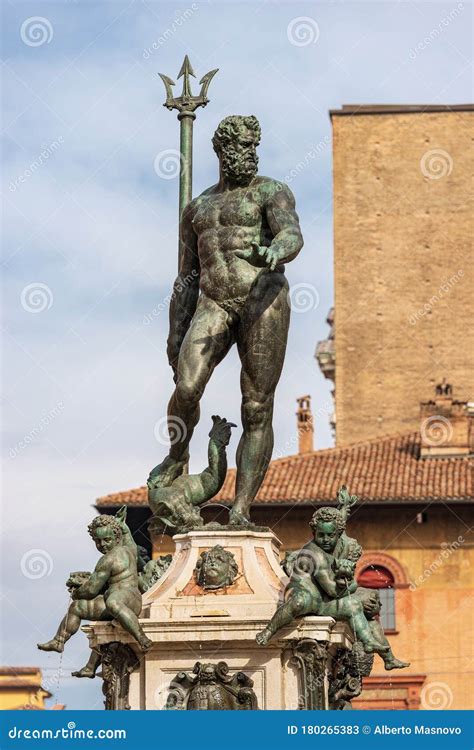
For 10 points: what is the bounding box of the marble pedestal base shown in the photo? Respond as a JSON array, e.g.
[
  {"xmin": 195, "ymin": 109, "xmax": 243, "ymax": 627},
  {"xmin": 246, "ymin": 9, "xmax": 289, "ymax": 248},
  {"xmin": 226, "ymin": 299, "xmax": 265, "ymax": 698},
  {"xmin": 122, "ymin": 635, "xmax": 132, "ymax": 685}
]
[{"xmin": 85, "ymin": 530, "xmax": 354, "ymax": 710}]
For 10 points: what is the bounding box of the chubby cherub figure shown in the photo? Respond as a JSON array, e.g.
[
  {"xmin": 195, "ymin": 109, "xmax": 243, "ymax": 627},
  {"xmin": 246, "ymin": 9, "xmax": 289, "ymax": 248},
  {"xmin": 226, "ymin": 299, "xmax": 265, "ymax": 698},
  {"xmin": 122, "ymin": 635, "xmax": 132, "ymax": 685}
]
[
  {"xmin": 256, "ymin": 489, "xmax": 409, "ymax": 671},
  {"xmin": 38, "ymin": 510, "xmax": 152, "ymax": 656}
]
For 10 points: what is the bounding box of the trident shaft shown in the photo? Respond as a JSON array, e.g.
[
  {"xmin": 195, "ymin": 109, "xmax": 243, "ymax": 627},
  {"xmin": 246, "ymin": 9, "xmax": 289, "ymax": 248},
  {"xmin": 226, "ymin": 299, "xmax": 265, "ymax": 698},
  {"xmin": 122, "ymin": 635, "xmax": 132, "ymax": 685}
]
[{"xmin": 159, "ymin": 56, "xmax": 218, "ymax": 267}]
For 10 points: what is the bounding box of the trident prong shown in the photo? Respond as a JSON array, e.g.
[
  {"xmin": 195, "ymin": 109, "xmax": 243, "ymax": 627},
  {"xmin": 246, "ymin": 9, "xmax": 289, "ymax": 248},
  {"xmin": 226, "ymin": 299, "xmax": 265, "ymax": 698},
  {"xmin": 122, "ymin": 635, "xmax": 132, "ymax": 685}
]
[
  {"xmin": 158, "ymin": 74, "xmax": 176, "ymax": 110},
  {"xmin": 199, "ymin": 68, "xmax": 219, "ymax": 103},
  {"xmin": 158, "ymin": 55, "xmax": 218, "ymax": 115}
]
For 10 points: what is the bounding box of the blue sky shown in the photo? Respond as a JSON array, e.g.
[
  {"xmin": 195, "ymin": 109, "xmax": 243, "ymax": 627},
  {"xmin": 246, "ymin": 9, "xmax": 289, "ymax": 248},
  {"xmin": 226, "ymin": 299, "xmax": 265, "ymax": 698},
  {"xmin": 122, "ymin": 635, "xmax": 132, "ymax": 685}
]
[{"xmin": 1, "ymin": 0, "xmax": 472, "ymax": 709}]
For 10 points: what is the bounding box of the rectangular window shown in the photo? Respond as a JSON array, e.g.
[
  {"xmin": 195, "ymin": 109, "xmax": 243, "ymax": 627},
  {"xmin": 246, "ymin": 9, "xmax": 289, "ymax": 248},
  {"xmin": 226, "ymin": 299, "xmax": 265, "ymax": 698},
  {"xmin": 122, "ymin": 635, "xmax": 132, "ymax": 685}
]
[{"xmin": 378, "ymin": 588, "xmax": 396, "ymax": 631}]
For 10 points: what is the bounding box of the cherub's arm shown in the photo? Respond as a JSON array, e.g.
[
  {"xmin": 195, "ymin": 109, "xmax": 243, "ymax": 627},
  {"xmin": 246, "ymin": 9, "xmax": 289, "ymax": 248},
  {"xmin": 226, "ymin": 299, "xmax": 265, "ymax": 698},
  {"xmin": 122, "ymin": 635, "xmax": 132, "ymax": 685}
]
[
  {"xmin": 114, "ymin": 506, "xmax": 139, "ymax": 564},
  {"xmin": 167, "ymin": 202, "xmax": 200, "ymax": 378},
  {"xmin": 287, "ymin": 548, "xmax": 341, "ymax": 598},
  {"xmin": 331, "ymin": 558, "xmax": 358, "ymax": 597},
  {"xmin": 181, "ymin": 416, "xmax": 236, "ymax": 507},
  {"xmin": 308, "ymin": 553, "xmax": 352, "ymax": 599},
  {"xmin": 111, "ymin": 507, "xmax": 146, "ymax": 575},
  {"xmin": 73, "ymin": 557, "xmax": 110, "ymax": 600},
  {"xmin": 347, "ymin": 580, "xmax": 358, "ymax": 594}
]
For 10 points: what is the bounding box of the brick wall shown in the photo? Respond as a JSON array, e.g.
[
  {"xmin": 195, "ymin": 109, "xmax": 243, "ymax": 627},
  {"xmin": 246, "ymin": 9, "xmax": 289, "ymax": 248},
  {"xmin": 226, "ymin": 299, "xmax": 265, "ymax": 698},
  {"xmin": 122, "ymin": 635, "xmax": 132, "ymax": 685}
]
[{"xmin": 331, "ymin": 109, "xmax": 474, "ymax": 446}]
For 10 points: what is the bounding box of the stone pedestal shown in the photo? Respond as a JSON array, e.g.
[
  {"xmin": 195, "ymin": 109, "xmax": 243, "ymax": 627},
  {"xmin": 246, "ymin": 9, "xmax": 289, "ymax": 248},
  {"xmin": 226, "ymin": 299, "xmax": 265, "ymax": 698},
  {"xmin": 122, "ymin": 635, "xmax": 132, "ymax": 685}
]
[{"xmin": 85, "ymin": 530, "xmax": 354, "ymax": 710}]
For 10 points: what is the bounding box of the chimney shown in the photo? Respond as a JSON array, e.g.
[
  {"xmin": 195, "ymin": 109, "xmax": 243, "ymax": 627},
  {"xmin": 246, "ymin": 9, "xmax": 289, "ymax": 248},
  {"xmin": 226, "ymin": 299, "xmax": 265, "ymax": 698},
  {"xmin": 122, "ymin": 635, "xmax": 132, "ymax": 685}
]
[
  {"xmin": 420, "ymin": 380, "xmax": 474, "ymax": 458},
  {"xmin": 296, "ymin": 395, "xmax": 314, "ymax": 454}
]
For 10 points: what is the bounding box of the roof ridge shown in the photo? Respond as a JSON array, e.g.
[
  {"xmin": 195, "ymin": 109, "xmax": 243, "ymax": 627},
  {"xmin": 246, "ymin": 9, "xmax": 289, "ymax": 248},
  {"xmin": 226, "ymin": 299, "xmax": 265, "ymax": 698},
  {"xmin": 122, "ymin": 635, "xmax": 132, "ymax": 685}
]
[
  {"xmin": 246, "ymin": 429, "xmax": 420, "ymax": 467},
  {"xmin": 97, "ymin": 430, "xmax": 420, "ymax": 501},
  {"xmin": 97, "ymin": 485, "xmax": 146, "ymax": 503},
  {"xmin": 95, "ymin": 428, "xmax": 472, "ymax": 508}
]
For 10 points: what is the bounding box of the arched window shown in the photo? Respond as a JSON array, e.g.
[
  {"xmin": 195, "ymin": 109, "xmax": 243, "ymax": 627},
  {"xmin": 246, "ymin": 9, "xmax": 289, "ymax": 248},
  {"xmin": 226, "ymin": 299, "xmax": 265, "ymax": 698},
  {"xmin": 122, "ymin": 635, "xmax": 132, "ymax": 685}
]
[{"xmin": 358, "ymin": 564, "xmax": 396, "ymax": 631}]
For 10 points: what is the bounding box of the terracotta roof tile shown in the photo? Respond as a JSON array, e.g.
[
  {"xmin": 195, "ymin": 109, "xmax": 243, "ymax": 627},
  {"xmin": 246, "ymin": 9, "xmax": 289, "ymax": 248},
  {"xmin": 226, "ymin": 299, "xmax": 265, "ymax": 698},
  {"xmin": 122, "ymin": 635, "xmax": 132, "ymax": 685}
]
[{"xmin": 96, "ymin": 431, "xmax": 473, "ymax": 508}]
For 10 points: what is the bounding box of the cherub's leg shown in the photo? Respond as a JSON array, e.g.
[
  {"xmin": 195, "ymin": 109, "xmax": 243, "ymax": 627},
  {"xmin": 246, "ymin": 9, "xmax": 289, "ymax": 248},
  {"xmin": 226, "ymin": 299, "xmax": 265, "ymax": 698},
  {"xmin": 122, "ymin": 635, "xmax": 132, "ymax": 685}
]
[
  {"xmin": 72, "ymin": 649, "xmax": 102, "ymax": 679},
  {"xmin": 256, "ymin": 588, "xmax": 312, "ymax": 645},
  {"xmin": 368, "ymin": 619, "xmax": 410, "ymax": 670},
  {"xmin": 106, "ymin": 594, "xmax": 152, "ymax": 652},
  {"xmin": 38, "ymin": 599, "xmax": 99, "ymax": 653},
  {"xmin": 324, "ymin": 597, "xmax": 379, "ymax": 652}
]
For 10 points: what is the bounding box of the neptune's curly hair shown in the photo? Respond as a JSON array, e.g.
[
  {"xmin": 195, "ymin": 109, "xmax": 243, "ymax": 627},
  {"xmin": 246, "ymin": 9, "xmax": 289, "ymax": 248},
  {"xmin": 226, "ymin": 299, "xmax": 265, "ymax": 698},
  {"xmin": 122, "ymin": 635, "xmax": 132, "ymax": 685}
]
[{"xmin": 212, "ymin": 115, "xmax": 261, "ymax": 155}]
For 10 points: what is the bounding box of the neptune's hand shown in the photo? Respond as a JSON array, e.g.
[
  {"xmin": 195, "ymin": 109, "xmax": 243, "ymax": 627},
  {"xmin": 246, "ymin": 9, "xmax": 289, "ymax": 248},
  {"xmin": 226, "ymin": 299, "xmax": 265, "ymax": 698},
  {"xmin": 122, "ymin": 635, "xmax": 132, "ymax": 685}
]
[{"xmin": 235, "ymin": 242, "xmax": 281, "ymax": 271}]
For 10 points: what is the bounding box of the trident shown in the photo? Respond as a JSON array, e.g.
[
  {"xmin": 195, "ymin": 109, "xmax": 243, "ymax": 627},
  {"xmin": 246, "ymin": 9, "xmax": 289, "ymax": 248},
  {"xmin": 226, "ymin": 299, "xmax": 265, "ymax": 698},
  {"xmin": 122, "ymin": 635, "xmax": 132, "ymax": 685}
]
[{"xmin": 159, "ymin": 56, "xmax": 218, "ymax": 267}]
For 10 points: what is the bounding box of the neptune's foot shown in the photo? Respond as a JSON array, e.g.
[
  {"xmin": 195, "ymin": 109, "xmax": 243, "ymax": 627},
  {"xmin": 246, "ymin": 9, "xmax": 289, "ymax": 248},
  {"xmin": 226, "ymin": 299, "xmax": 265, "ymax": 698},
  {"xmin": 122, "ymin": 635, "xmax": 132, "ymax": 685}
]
[{"xmin": 229, "ymin": 508, "xmax": 251, "ymax": 526}]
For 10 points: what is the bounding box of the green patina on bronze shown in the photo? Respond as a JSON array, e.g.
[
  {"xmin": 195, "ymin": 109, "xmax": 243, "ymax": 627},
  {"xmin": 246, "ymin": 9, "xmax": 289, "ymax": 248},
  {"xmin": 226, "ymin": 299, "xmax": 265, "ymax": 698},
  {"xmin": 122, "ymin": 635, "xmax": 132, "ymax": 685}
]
[
  {"xmin": 139, "ymin": 553, "xmax": 173, "ymax": 593},
  {"xmin": 150, "ymin": 111, "xmax": 304, "ymax": 528},
  {"xmin": 256, "ymin": 487, "xmax": 410, "ymax": 672},
  {"xmin": 37, "ymin": 507, "xmax": 152, "ymax": 657},
  {"xmin": 159, "ymin": 55, "xmax": 218, "ymax": 258},
  {"xmin": 148, "ymin": 416, "xmax": 235, "ymax": 535},
  {"xmin": 37, "ymin": 507, "xmax": 173, "ymax": 676},
  {"xmin": 166, "ymin": 661, "xmax": 258, "ymax": 710}
]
